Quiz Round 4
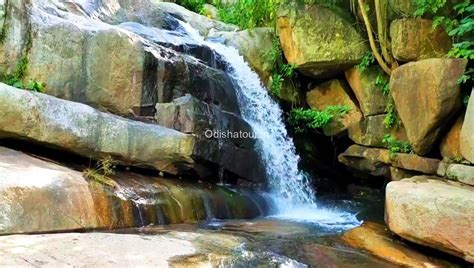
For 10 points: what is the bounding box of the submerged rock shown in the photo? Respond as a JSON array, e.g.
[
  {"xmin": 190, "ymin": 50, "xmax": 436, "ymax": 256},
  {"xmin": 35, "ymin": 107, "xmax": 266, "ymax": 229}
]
[
  {"xmin": 306, "ymin": 79, "xmax": 363, "ymax": 136},
  {"xmin": 386, "ymin": 177, "xmax": 474, "ymax": 263},
  {"xmin": 0, "ymin": 146, "xmax": 267, "ymax": 235},
  {"xmin": 276, "ymin": 2, "xmax": 368, "ymax": 78},
  {"xmin": 390, "ymin": 18, "xmax": 452, "ymax": 61},
  {"xmin": 390, "ymin": 58, "xmax": 467, "ymax": 155},
  {"xmin": 343, "ymin": 222, "xmax": 451, "ymax": 267}
]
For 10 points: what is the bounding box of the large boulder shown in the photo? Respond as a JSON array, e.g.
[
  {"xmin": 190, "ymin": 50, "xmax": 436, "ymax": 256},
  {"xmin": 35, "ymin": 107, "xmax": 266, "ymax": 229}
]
[
  {"xmin": 390, "ymin": 58, "xmax": 467, "ymax": 155},
  {"xmin": 0, "ymin": 146, "xmax": 266, "ymax": 235},
  {"xmin": 461, "ymin": 90, "xmax": 474, "ymax": 162},
  {"xmin": 306, "ymin": 79, "xmax": 363, "ymax": 136},
  {"xmin": 440, "ymin": 114, "xmax": 464, "ymax": 160},
  {"xmin": 348, "ymin": 114, "xmax": 408, "ymax": 148},
  {"xmin": 276, "ymin": 2, "xmax": 368, "ymax": 78},
  {"xmin": 0, "ymin": 83, "xmax": 264, "ymax": 182},
  {"xmin": 1, "ymin": 0, "xmax": 240, "ymax": 117},
  {"xmin": 208, "ymin": 27, "xmax": 274, "ymax": 84},
  {"xmin": 391, "ymin": 18, "xmax": 452, "ymax": 62},
  {"xmin": 345, "ymin": 66, "xmax": 389, "ymax": 116},
  {"xmin": 386, "ymin": 177, "xmax": 474, "ymax": 262}
]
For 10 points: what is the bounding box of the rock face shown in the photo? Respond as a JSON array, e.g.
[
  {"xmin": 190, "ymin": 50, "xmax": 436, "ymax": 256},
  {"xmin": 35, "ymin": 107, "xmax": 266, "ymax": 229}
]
[
  {"xmin": 277, "ymin": 2, "xmax": 368, "ymax": 78},
  {"xmin": 390, "ymin": 58, "xmax": 467, "ymax": 155},
  {"xmin": 391, "ymin": 19, "xmax": 452, "ymax": 61},
  {"xmin": 345, "ymin": 66, "xmax": 389, "ymax": 116},
  {"xmin": 461, "ymin": 90, "xmax": 474, "ymax": 162},
  {"xmin": 440, "ymin": 114, "xmax": 464, "ymax": 160},
  {"xmin": 386, "ymin": 177, "xmax": 474, "ymax": 262},
  {"xmin": 0, "ymin": 146, "xmax": 267, "ymax": 235},
  {"xmin": 348, "ymin": 115, "xmax": 408, "ymax": 148},
  {"xmin": 155, "ymin": 94, "xmax": 256, "ymax": 149},
  {"xmin": 339, "ymin": 145, "xmax": 440, "ymax": 178},
  {"xmin": 306, "ymin": 79, "xmax": 362, "ymax": 136},
  {"xmin": 0, "ymin": 84, "xmax": 264, "ymax": 181},
  {"xmin": 208, "ymin": 27, "xmax": 274, "ymax": 84},
  {"xmin": 342, "ymin": 222, "xmax": 449, "ymax": 267}
]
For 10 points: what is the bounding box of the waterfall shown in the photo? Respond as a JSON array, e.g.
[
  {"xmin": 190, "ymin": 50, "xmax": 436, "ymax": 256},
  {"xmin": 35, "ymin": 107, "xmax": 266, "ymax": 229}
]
[{"xmin": 178, "ymin": 22, "xmax": 360, "ymax": 227}]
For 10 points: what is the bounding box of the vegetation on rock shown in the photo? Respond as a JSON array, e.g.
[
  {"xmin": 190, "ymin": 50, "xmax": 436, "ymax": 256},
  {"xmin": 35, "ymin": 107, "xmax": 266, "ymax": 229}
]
[
  {"xmin": 288, "ymin": 105, "xmax": 351, "ymax": 132},
  {"xmin": 83, "ymin": 156, "xmax": 118, "ymax": 187},
  {"xmin": 2, "ymin": 56, "xmax": 45, "ymax": 92},
  {"xmin": 382, "ymin": 134, "xmax": 414, "ymax": 157}
]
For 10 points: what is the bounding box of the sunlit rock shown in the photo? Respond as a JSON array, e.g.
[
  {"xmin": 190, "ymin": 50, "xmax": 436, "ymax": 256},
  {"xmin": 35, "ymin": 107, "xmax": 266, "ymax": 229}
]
[
  {"xmin": 386, "ymin": 177, "xmax": 474, "ymax": 262},
  {"xmin": 390, "ymin": 58, "xmax": 467, "ymax": 155}
]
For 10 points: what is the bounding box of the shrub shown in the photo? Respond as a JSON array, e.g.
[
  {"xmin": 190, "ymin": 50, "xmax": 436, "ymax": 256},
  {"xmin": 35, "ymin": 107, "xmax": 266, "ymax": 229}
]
[
  {"xmin": 382, "ymin": 134, "xmax": 414, "ymax": 157},
  {"xmin": 288, "ymin": 105, "xmax": 351, "ymax": 133}
]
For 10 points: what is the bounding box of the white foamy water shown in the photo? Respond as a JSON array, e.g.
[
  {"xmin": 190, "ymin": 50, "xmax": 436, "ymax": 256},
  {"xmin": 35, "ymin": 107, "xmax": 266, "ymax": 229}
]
[{"xmin": 178, "ymin": 21, "xmax": 360, "ymax": 227}]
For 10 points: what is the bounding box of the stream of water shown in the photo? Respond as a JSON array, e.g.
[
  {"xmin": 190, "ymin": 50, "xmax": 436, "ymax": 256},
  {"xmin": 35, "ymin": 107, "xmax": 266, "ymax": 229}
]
[{"xmin": 177, "ymin": 22, "xmax": 359, "ymax": 228}]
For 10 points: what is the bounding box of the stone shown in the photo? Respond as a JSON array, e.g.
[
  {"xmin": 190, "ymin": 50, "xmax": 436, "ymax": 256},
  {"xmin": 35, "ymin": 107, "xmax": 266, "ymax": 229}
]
[
  {"xmin": 390, "ymin": 58, "xmax": 467, "ymax": 155},
  {"xmin": 345, "ymin": 65, "xmax": 389, "ymax": 116},
  {"xmin": 1, "ymin": 0, "xmax": 240, "ymax": 117},
  {"xmin": 306, "ymin": 79, "xmax": 363, "ymax": 136},
  {"xmin": 155, "ymin": 2, "xmax": 238, "ymax": 36},
  {"xmin": 0, "ymin": 83, "xmax": 263, "ymax": 182},
  {"xmin": 0, "ymin": 146, "xmax": 267, "ymax": 234},
  {"xmin": 438, "ymin": 163, "xmax": 474, "ymax": 186},
  {"xmin": 440, "ymin": 114, "xmax": 464, "ymax": 160},
  {"xmin": 348, "ymin": 114, "xmax": 408, "ymax": 148},
  {"xmin": 339, "ymin": 145, "xmax": 440, "ymax": 176},
  {"xmin": 391, "ymin": 18, "xmax": 452, "ymax": 62},
  {"xmin": 276, "ymin": 2, "xmax": 368, "ymax": 78},
  {"xmin": 461, "ymin": 89, "xmax": 474, "ymax": 162},
  {"xmin": 208, "ymin": 27, "xmax": 274, "ymax": 84},
  {"xmin": 155, "ymin": 94, "xmax": 255, "ymax": 149},
  {"xmin": 0, "ymin": 231, "xmax": 245, "ymax": 267},
  {"xmin": 342, "ymin": 222, "xmax": 450, "ymax": 267},
  {"xmin": 389, "ymin": 167, "xmax": 421, "ymax": 181},
  {"xmin": 386, "ymin": 177, "xmax": 474, "ymax": 262}
]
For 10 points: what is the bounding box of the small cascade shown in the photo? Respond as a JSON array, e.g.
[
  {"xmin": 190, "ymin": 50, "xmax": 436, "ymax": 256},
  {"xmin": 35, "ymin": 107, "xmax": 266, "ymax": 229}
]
[{"xmin": 177, "ymin": 21, "xmax": 360, "ymax": 227}]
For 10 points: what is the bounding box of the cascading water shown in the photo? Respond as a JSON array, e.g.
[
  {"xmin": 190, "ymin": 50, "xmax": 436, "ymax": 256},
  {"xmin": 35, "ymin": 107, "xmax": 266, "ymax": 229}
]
[{"xmin": 178, "ymin": 21, "xmax": 360, "ymax": 227}]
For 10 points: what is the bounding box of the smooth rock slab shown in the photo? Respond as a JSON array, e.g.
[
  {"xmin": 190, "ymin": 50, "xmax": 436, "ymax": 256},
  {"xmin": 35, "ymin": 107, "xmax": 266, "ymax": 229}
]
[
  {"xmin": 386, "ymin": 177, "xmax": 474, "ymax": 263},
  {"xmin": 390, "ymin": 58, "xmax": 467, "ymax": 155},
  {"xmin": 0, "ymin": 83, "xmax": 263, "ymax": 181},
  {"xmin": 0, "ymin": 232, "xmax": 243, "ymax": 267},
  {"xmin": 440, "ymin": 114, "xmax": 464, "ymax": 160}
]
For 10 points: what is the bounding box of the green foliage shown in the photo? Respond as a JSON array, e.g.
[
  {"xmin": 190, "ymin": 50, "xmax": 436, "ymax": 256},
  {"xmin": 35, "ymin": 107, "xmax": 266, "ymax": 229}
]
[
  {"xmin": 463, "ymin": 94, "xmax": 470, "ymax": 107},
  {"xmin": 415, "ymin": 0, "xmax": 473, "ymax": 82},
  {"xmin": 382, "ymin": 134, "xmax": 414, "ymax": 157},
  {"xmin": 384, "ymin": 98, "xmax": 400, "ymax": 129},
  {"xmin": 2, "ymin": 56, "xmax": 45, "ymax": 92},
  {"xmin": 356, "ymin": 52, "xmax": 375, "ymax": 71},
  {"xmin": 375, "ymin": 73, "xmax": 390, "ymax": 96},
  {"xmin": 217, "ymin": 0, "xmax": 280, "ymax": 29},
  {"xmin": 413, "ymin": 0, "xmax": 447, "ymax": 17},
  {"xmin": 177, "ymin": 0, "xmax": 207, "ymax": 14},
  {"xmin": 288, "ymin": 105, "xmax": 351, "ymax": 133},
  {"xmin": 83, "ymin": 156, "xmax": 118, "ymax": 187}
]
